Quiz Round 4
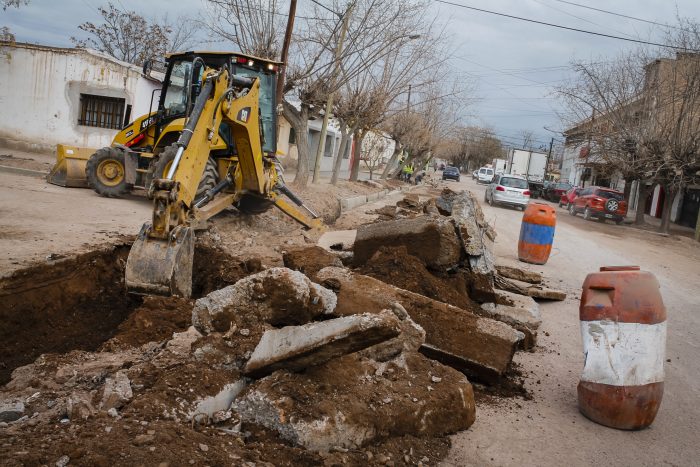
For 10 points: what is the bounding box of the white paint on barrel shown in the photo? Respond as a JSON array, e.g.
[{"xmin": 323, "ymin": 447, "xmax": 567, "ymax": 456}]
[{"xmin": 580, "ymin": 320, "xmax": 666, "ymax": 387}]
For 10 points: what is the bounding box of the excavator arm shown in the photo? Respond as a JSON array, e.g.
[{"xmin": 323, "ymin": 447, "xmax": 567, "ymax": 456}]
[{"xmin": 125, "ymin": 65, "xmax": 323, "ymax": 298}]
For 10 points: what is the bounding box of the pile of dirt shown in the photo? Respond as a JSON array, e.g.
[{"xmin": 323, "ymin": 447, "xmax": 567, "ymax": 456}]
[
  {"xmin": 357, "ymin": 246, "xmax": 479, "ymax": 312},
  {"xmin": 0, "ymin": 240, "xmax": 252, "ymax": 385}
]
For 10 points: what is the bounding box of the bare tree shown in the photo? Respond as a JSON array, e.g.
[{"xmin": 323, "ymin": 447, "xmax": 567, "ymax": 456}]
[
  {"xmin": 2, "ymin": 0, "xmax": 28, "ymax": 10},
  {"xmin": 559, "ymin": 24, "xmax": 700, "ymax": 234},
  {"xmin": 203, "ymin": 0, "xmax": 283, "ymax": 59},
  {"xmin": 1, "ymin": 26, "xmax": 14, "ymax": 41},
  {"xmin": 71, "ymin": 3, "xmax": 171, "ymax": 64},
  {"xmin": 162, "ymin": 14, "xmax": 198, "ymax": 52},
  {"xmin": 361, "ymin": 132, "xmax": 390, "ymax": 179}
]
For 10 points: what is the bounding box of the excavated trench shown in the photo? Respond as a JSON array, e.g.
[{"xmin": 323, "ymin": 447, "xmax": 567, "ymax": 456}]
[{"xmin": 0, "ymin": 241, "xmax": 251, "ymax": 385}]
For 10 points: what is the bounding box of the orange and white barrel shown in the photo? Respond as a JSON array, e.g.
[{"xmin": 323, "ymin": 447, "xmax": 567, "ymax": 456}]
[{"xmin": 578, "ymin": 266, "xmax": 666, "ymax": 430}]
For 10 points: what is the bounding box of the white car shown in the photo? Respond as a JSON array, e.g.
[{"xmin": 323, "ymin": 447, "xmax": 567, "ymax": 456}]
[
  {"xmin": 477, "ymin": 167, "xmax": 495, "ymax": 184},
  {"xmin": 484, "ymin": 174, "xmax": 531, "ymax": 210}
]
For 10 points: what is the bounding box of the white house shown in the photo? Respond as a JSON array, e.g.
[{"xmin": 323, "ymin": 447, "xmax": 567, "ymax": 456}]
[{"xmin": 0, "ymin": 41, "xmax": 162, "ymax": 153}]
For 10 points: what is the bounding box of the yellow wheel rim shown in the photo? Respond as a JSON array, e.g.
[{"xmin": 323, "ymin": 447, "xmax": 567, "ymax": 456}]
[
  {"xmin": 96, "ymin": 159, "xmax": 125, "ymax": 187},
  {"xmin": 161, "ymin": 161, "xmax": 173, "ymax": 179}
]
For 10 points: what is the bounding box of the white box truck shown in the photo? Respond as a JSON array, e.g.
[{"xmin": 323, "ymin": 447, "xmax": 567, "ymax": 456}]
[
  {"xmin": 506, "ymin": 149, "xmax": 549, "ymax": 197},
  {"xmin": 492, "ymin": 158, "xmax": 507, "ymax": 174}
]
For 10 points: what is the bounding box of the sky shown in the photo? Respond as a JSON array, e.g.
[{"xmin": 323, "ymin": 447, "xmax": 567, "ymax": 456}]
[{"xmin": 3, "ymin": 0, "xmax": 700, "ymax": 151}]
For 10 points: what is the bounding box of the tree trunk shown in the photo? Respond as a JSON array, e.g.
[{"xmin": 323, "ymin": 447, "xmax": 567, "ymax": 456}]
[
  {"xmin": 281, "ymin": 101, "xmax": 310, "ymax": 187},
  {"xmin": 381, "ymin": 143, "xmax": 402, "ymax": 179},
  {"xmin": 635, "ymin": 182, "xmax": 652, "ymax": 225},
  {"xmin": 658, "ymin": 185, "xmax": 676, "ymax": 234},
  {"xmin": 349, "ymin": 129, "xmax": 364, "ymax": 181},
  {"xmin": 330, "ymin": 120, "xmax": 349, "ymax": 185},
  {"xmin": 623, "ymin": 177, "xmax": 634, "ymax": 203}
]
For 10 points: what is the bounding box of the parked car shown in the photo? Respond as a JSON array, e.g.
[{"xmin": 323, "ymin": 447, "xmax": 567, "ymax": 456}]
[
  {"xmin": 569, "ymin": 186, "xmax": 627, "ymax": 224},
  {"xmin": 442, "ymin": 166, "xmax": 461, "ymax": 182},
  {"xmin": 543, "ymin": 182, "xmax": 573, "ymax": 202},
  {"xmin": 559, "ymin": 187, "xmax": 581, "ymax": 208},
  {"xmin": 477, "ymin": 166, "xmax": 495, "ymax": 184},
  {"xmin": 484, "ymin": 174, "xmax": 531, "ymax": 210}
]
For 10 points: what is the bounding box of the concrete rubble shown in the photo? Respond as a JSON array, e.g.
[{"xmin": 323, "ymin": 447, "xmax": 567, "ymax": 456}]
[
  {"xmin": 244, "ymin": 311, "xmax": 401, "ymax": 377},
  {"xmin": 0, "ymin": 187, "xmax": 563, "ymax": 464},
  {"xmin": 354, "ymin": 216, "xmax": 463, "ymax": 269},
  {"xmin": 496, "ymin": 264, "xmax": 542, "ymax": 284},
  {"xmin": 316, "ymin": 267, "xmax": 522, "ymax": 383},
  {"xmin": 495, "ymin": 273, "xmax": 567, "ymax": 301},
  {"xmin": 192, "ymin": 267, "xmax": 337, "ymax": 333},
  {"xmin": 234, "ymin": 352, "xmax": 476, "ymax": 452}
]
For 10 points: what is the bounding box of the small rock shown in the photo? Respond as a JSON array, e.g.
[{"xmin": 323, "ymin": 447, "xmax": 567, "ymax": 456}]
[
  {"xmin": 412, "ymin": 398, "xmax": 418, "ymax": 402},
  {"xmin": 133, "ymin": 434, "xmax": 155, "ymax": 446},
  {"xmin": 431, "ymin": 376, "xmax": 442, "ymax": 383},
  {"xmin": 0, "ymin": 400, "xmax": 25, "ymax": 422},
  {"xmin": 421, "ymin": 456, "xmax": 430, "ymax": 462},
  {"xmin": 55, "ymin": 455, "xmax": 70, "ymax": 467},
  {"xmin": 377, "ymin": 454, "xmax": 390, "ymax": 463},
  {"xmin": 149, "ymin": 447, "xmax": 156, "ymax": 452},
  {"xmin": 239, "ymin": 329, "xmax": 250, "ymax": 337},
  {"xmin": 0, "ymin": 422, "xmax": 8, "ymax": 428},
  {"xmin": 199, "ymin": 443, "xmax": 209, "ymax": 452},
  {"xmin": 105, "ymin": 426, "xmax": 112, "ymax": 433},
  {"xmin": 147, "ymin": 429, "xmax": 156, "ymax": 435},
  {"xmin": 107, "ymin": 408, "xmax": 119, "ymax": 418}
]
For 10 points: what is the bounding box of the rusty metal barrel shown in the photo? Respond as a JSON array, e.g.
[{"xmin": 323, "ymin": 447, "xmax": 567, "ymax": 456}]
[
  {"xmin": 518, "ymin": 202, "xmax": 556, "ymax": 265},
  {"xmin": 578, "ymin": 266, "xmax": 666, "ymax": 430}
]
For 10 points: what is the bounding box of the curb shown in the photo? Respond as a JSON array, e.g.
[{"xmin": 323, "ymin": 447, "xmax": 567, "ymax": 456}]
[{"xmin": 339, "ymin": 185, "xmax": 417, "ymax": 213}]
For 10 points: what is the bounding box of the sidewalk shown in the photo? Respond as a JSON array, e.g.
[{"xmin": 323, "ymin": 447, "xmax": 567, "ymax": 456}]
[{"xmin": 625, "ymin": 210, "xmax": 697, "ymax": 239}]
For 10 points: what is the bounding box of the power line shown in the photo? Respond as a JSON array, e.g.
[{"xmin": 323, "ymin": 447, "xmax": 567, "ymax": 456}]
[
  {"xmin": 434, "ymin": 0, "xmax": 699, "ymax": 52},
  {"xmin": 551, "ymin": 0, "xmax": 687, "ymax": 31}
]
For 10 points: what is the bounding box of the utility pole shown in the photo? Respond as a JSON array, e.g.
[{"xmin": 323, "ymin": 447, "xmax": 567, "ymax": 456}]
[
  {"xmin": 312, "ymin": 4, "xmax": 353, "ymax": 184},
  {"xmin": 275, "ymin": 0, "xmax": 297, "ymax": 106},
  {"xmin": 544, "ymin": 137, "xmax": 553, "ymax": 182}
]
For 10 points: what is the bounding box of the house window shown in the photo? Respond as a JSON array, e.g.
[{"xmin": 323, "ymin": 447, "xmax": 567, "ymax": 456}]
[{"xmin": 78, "ymin": 94, "xmax": 125, "ymax": 130}]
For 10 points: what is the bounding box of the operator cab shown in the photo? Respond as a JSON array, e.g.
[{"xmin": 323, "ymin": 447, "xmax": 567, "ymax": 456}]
[{"xmin": 157, "ymin": 51, "xmax": 281, "ymax": 155}]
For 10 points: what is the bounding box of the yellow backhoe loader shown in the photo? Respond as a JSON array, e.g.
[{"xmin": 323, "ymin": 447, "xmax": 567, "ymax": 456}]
[
  {"xmin": 123, "ymin": 51, "xmax": 322, "ymax": 298},
  {"xmin": 48, "ymin": 52, "xmax": 249, "ymax": 199}
]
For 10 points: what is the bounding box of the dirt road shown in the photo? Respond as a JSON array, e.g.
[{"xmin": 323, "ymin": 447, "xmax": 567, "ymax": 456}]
[{"xmin": 441, "ymin": 176, "xmax": 699, "ymax": 467}]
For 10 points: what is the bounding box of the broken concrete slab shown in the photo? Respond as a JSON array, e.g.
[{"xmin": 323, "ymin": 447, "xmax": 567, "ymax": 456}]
[
  {"xmin": 244, "ymin": 311, "xmax": 401, "ymax": 377},
  {"xmin": 496, "ymin": 265, "xmax": 542, "ymax": 284},
  {"xmin": 0, "ymin": 399, "xmax": 24, "ymax": 422},
  {"xmin": 479, "ymin": 302, "xmax": 540, "ymax": 350},
  {"xmin": 317, "ymin": 230, "xmax": 357, "ymax": 252},
  {"xmin": 358, "ymin": 303, "xmax": 426, "ymax": 362},
  {"xmin": 527, "ymin": 285, "xmax": 567, "ymax": 301},
  {"xmin": 353, "ymin": 217, "xmax": 462, "ymax": 269},
  {"xmin": 282, "ymin": 245, "xmax": 343, "ymax": 280},
  {"xmin": 234, "ymin": 352, "xmax": 475, "ymax": 452},
  {"xmin": 192, "ymin": 268, "xmax": 337, "ymax": 334},
  {"xmin": 316, "ymin": 267, "xmax": 522, "ymax": 383},
  {"xmin": 188, "ymin": 380, "xmax": 247, "ymax": 421},
  {"xmin": 495, "ymin": 289, "xmax": 541, "ymax": 321},
  {"xmin": 100, "ymin": 370, "xmax": 132, "ymax": 411}
]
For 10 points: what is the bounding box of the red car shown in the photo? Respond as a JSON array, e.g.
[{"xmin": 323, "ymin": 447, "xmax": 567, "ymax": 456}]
[
  {"xmin": 559, "ymin": 187, "xmax": 581, "ymax": 208},
  {"xmin": 568, "ymin": 186, "xmax": 627, "ymax": 224}
]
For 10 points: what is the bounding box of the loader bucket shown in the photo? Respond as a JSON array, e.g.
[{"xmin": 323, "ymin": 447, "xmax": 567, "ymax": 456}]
[
  {"xmin": 47, "ymin": 144, "xmax": 95, "ymax": 188},
  {"xmin": 125, "ymin": 223, "xmax": 194, "ymax": 298}
]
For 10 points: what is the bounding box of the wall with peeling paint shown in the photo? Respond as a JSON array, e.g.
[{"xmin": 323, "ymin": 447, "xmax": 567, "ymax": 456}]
[{"xmin": 0, "ymin": 41, "xmax": 161, "ymax": 153}]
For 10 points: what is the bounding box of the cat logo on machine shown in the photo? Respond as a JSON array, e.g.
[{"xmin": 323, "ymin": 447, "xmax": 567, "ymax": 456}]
[{"xmin": 237, "ymin": 107, "xmax": 251, "ymax": 123}]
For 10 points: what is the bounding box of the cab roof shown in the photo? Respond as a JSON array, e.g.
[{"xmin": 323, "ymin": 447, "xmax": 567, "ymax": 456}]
[{"xmin": 164, "ymin": 50, "xmax": 282, "ymax": 66}]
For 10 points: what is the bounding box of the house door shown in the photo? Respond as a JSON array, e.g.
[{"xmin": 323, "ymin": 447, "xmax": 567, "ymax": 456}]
[{"xmin": 679, "ymin": 189, "xmax": 700, "ymax": 228}]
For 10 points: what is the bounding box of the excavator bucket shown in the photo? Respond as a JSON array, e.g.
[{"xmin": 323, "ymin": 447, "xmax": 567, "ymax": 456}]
[
  {"xmin": 125, "ymin": 223, "xmax": 195, "ymax": 298},
  {"xmin": 47, "ymin": 144, "xmax": 95, "ymax": 187}
]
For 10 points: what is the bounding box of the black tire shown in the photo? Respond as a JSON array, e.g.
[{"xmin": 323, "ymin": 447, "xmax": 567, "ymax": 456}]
[
  {"xmin": 236, "ymin": 194, "xmax": 273, "ymax": 214},
  {"xmin": 86, "ymin": 147, "xmax": 130, "ymax": 198},
  {"xmin": 583, "ymin": 206, "xmax": 592, "ymax": 221},
  {"xmin": 569, "ymin": 203, "xmax": 576, "ymax": 216},
  {"xmin": 151, "ymin": 144, "xmax": 218, "ymax": 198}
]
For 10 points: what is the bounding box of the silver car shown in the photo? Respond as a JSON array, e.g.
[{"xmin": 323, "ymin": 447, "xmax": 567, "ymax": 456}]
[{"xmin": 484, "ymin": 174, "xmax": 531, "ymax": 210}]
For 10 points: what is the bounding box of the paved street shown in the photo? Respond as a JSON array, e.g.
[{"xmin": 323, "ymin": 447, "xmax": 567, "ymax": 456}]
[{"xmin": 441, "ymin": 176, "xmax": 699, "ymax": 467}]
